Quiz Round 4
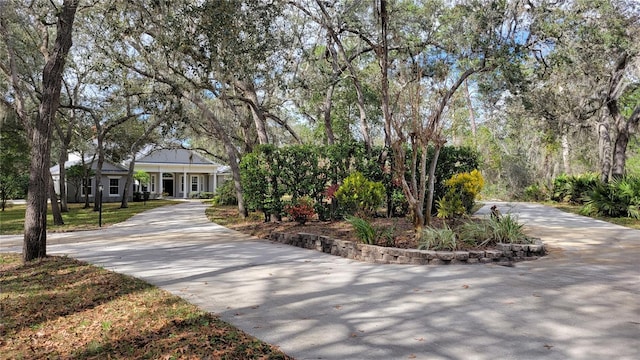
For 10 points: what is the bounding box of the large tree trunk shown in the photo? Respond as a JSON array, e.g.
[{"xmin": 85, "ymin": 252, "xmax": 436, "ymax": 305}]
[
  {"xmin": 612, "ymin": 107, "xmax": 639, "ymax": 178},
  {"xmin": 93, "ymin": 133, "xmax": 105, "ymax": 211},
  {"xmin": 235, "ymin": 80, "xmax": 269, "ymax": 145},
  {"xmin": 598, "ymin": 121, "xmax": 612, "ymax": 182},
  {"xmin": 23, "ymin": 0, "xmax": 78, "ymax": 262},
  {"xmin": 49, "ymin": 172, "xmax": 64, "ymax": 225},
  {"xmin": 464, "ymin": 79, "xmax": 477, "ymax": 141},
  {"xmin": 322, "ymin": 83, "xmax": 336, "ymax": 145},
  {"xmin": 57, "ymin": 148, "xmax": 69, "ymax": 212},
  {"xmin": 379, "ymin": 0, "xmax": 392, "ymax": 150},
  {"xmin": 424, "ymin": 144, "xmax": 441, "ymax": 227},
  {"xmin": 121, "ymin": 158, "xmax": 135, "ymax": 208},
  {"xmin": 561, "ymin": 132, "xmax": 571, "ymax": 175},
  {"xmin": 188, "ymin": 92, "xmax": 247, "ymax": 217}
]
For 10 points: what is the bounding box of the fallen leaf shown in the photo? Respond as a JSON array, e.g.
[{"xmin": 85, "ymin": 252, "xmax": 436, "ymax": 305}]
[
  {"xmin": 544, "ymin": 344, "xmax": 553, "ymax": 350},
  {"xmin": 462, "ymin": 285, "xmax": 469, "ymax": 289},
  {"xmin": 408, "ymin": 354, "xmax": 417, "ymax": 359},
  {"xmin": 334, "ymin": 305, "xmax": 343, "ymax": 310},
  {"xmin": 414, "ymin": 337, "xmax": 425, "ymax": 342}
]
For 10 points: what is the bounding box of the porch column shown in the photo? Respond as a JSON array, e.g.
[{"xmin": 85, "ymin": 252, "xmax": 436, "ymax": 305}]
[
  {"xmin": 183, "ymin": 170, "xmax": 187, "ymax": 198},
  {"xmin": 159, "ymin": 171, "xmax": 163, "ymax": 195},
  {"xmin": 213, "ymin": 171, "xmax": 217, "ymax": 192}
]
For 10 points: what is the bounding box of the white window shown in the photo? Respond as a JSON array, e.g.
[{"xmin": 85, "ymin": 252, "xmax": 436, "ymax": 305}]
[
  {"xmin": 81, "ymin": 179, "xmax": 93, "ymax": 196},
  {"xmin": 109, "ymin": 178, "xmax": 119, "ymax": 196},
  {"xmin": 191, "ymin": 176, "xmax": 199, "ymax": 192},
  {"xmin": 150, "ymin": 175, "xmax": 156, "ymax": 192}
]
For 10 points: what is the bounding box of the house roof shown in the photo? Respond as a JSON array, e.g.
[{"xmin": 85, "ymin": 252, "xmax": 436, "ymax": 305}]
[
  {"xmin": 50, "ymin": 155, "xmax": 128, "ymax": 176},
  {"xmin": 136, "ymin": 149, "xmax": 218, "ymax": 166}
]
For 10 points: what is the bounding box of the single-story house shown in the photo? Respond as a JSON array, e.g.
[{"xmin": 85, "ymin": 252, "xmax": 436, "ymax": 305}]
[
  {"xmin": 134, "ymin": 149, "xmax": 230, "ymax": 199},
  {"xmin": 51, "ymin": 149, "xmax": 230, "ymax": 203}
]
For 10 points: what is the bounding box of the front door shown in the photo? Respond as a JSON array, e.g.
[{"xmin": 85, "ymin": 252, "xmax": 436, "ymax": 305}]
[{"xmin": 162, "ymin": 179, "xmax": 174, "ymax": 196}]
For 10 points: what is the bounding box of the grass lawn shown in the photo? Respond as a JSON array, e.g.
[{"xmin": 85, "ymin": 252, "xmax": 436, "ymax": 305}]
[
  {"xmin": 549, "ymin": 202, "xmax": 640, "ymax": 230},
  {"xmin": 0, "ymin": 253, "xmax": 292, "ymax": 359},
  {"xmin": 0, "ymin": 200, "xmax": 179, "ymax": 235}
]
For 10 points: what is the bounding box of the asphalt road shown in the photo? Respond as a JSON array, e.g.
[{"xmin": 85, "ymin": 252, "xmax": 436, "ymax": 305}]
[{"xmin": 1, "ymin": 201, "xmax": 638, "ymax": 359}]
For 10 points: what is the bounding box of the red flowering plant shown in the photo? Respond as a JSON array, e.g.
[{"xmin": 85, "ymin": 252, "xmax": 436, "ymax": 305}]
[
  {"xmin": 284, "ymin": 197, "xmax": 316, "ymax": 225},
  {"xmin": 323, "ymin": 183, "xmax": 339, "ymax": 199}
]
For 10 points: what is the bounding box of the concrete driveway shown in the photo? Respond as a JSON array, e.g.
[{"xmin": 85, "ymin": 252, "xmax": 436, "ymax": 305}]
[{"xmin": 1, "ymin": 201, "xmax": 638, "ymax": 359}]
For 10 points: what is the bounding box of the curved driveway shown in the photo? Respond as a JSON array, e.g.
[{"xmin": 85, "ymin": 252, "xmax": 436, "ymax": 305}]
[{"xmin": 1, "ymin": 201, "xmax": 638, "ymax": 359}]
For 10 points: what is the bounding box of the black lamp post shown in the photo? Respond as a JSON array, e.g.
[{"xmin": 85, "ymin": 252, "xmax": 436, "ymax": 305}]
[{"xmin": 98, "ymin": 184, "xmax": 103, "ymax": 227}]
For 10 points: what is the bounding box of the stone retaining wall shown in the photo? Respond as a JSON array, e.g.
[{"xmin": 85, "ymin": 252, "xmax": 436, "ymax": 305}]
[{"xmin": 269, "ymin": 232, "xmax": 545, "ymax": 265}]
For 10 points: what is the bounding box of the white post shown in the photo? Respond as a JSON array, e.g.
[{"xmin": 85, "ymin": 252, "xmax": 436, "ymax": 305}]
[
  {"xmin": 183, "ymin": 170, "xmax": 187, "ymax": 198},
  {"xmin": 159, "ymin": 171, "xmax": 163, "ymax": 196},
  {"xmin": 213, "ymin": 171, "xmax": 217, "ymax": 193}
]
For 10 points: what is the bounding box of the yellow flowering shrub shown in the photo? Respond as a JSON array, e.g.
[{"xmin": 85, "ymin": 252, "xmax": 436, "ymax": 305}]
[
  {"xmin": 437, "ymin": 170, "xmax": 485, "ymax": 218},
  {"xmin": 445, "ymin": 169, "xmax": 485, "ymax": 199}
]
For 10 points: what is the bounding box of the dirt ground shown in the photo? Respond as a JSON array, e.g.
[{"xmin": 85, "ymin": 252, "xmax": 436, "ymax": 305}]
[{"xmin": 222, "ymin": 208, "xmax": 453, "ymax": 249}]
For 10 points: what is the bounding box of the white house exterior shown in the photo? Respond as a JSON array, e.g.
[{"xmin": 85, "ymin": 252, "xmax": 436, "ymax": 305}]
[
  {"xmin": 135, "ymin": 149, "xmax": 229, "ymax": 199},
  {"xmin": 52, "ymin": 149, "xmax": 230, "ymax": 203}
]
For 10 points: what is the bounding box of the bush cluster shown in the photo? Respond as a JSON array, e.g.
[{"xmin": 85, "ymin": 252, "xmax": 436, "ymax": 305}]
[
  {"xmin": 525, "ymin": 173, "xmax": 640, "ymax": 219},
  {"xmin": 436, "ymin": 169, "xmax": 484, "ymax": 219},
  {"xmin": 238, "ymin": 143, "xmax": 479, "ymax": 223},
  {"xmin": 284, "ymin": 197, "xmax": 316, "ymax": 225},
  {"xmin": 335, "ymin": 172, "xmax": 385, "ymax": 217},
  {"xmin": 418, "ymin": 215, "xmax": 531, "ymax": 251},
  {"xmin": 212, "ymin": 181, "xmax": 238, "ymax": 206},
  {"xmin": 581, "ymin": 177, "xmax": 640, "ymax": 219}
]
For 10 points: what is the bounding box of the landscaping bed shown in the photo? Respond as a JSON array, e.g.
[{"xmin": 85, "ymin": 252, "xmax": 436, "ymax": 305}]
[{"xmin": 210, "ymin": 206, "xmax": 546, "ymax": 265}]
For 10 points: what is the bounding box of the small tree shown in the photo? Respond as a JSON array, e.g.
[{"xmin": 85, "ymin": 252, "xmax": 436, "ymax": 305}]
[
  {"xmin": 133, "ymin": 170, "xmax": 150, "ymax": 192},
  {"xmin": 67, "ymin": 164, "xmax": 95, "ymax": 203}
]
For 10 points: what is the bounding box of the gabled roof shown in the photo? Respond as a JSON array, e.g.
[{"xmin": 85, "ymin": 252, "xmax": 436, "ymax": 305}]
[
  {"xmin": 136, "ymin": 149, "xmax": 218, "ymax": 165},
  {"xmin": 50, "ymin": 155, "xmax": 128, "ymax": 176}
]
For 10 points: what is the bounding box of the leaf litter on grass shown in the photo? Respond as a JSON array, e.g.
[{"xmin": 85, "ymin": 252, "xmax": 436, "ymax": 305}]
[{"xmin": 0, "ymin": 253, "xmax": 292, "ymax": 359}]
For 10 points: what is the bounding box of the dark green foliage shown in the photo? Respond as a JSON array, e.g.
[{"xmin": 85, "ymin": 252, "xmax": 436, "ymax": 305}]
[
  {"xmin": 390, "ymin": 188, "xmax": 409, "ymax": 217},
  {"xmin": 410, "ymin": 144, "xmax": 480, "ymax": 207},
  {"xmin": 212, "ymin": 181, "xmax": 237, "ymax": 206},
  {"xmin": 428, "ymin": 146, "xmax": 480, "ymax": 214},
  {"xmin": 67, "ymin": 164, "xmax": 96, "ymax": 203},
  {"xmin": 238, "ymin": 143, "xmax": 479, "ymax": 219},
  {"xmin": 581, "ymin": 177, "xmax": 640, "ymax": 219},
  {"xmin": 0, "ymin": 114, "xmax": 29, "ymax": 210},
  {"xmin": 345, "ymin": 216, "xmax": 377, "ymax": 244},
  {"xmin": 551, "ymin": 173, "xmax": 599, "ymax": 204},
  {"xmin": 523, "ymin": 184, "xmax": 547, "ymax": 201},
  {"xmin": 239, "ymin": 148, "xmax": 283, "ymax": 221},
  {"xmin": 344, "ymin": 215, "xmax": 395, "ymax": 245}
]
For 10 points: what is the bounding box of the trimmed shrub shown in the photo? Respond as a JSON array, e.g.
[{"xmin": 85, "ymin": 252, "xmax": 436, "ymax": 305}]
[
  {"xmin": 212, "ymin": 181, "xmax": 237, "ymax": 206},
  {"xmin": 437, "ymin": 169, "xmax": 484, "ymax": 218},
  {"xmin": 284, "ymin": 197, "xmax": 316, "ymax": 225},
  {"xmin": 335, "ymin": 172, "xmax": 385, "ymax": 216}
]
